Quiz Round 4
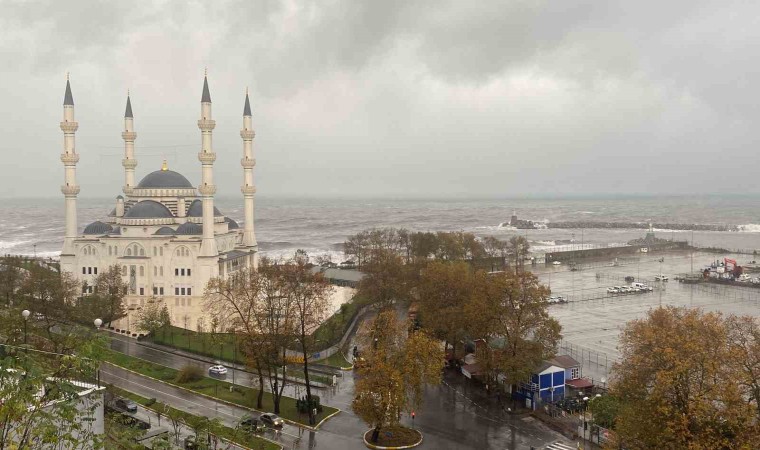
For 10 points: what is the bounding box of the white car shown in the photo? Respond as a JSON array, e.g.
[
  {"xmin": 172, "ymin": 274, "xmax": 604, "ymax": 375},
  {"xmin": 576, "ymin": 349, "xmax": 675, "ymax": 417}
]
[
  {"xmin": 208, "ymin": 365, "xmax": 228, "ymax": 376},
  {"xmin": 552, "ymin": 261, "xmax": 562, "ymax": 265},
  {"xmin": 607, "ymin": 287, "xmax": 619, "ymax": 294}
]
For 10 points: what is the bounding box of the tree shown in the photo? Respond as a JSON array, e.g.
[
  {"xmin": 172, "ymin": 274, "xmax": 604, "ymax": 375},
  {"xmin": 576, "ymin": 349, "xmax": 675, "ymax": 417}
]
[
  {"xmin": 611, "ymin": 307, "xmax": 757, "ymax": 449},
  {"xmin": 166, "ymin": 407, "xmax": 184, "ymax": 445},
  {"xmin": 134, "ymin": 301, "xmax": 171, "ymax": 336},
  {"xmin": 726, "ymin": 315, "xmax": 760, "ymax": 421},
  {"xmin": 0, "ymin": 255, "xmax": 24, "ymax": 306},
  {"xmin": 589, "ymin": 395, "xmax": 619, "ymax": 429},
  {"xmin": 352, "ymin": 311, "xmax": 443, "ymax": 442},
  {"xmin": 357, "ymin": 248, "xmax": 411, "ymax": 307},
  {"xmin": 281, "ymin": 251, "xmax": 332, "ymax": 426},
  {"xmin": 506, "ymin": 236, "xmax": 530, "ymax": 274},
  {"xmin": 417, "ymin": 261, "xmax": 478, "ymax": 359},
  {"xmin": 83, "ymin": 265, "xmax": 128, "ymax": 328},
  {"xmin": 483, "ymin": 271, "xmax": 560, "ymax": 398}
]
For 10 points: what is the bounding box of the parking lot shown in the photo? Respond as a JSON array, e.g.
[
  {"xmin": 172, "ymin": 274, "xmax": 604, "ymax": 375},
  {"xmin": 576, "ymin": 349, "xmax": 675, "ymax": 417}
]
[{"xmin": 534, "ymin": 251, "xmax": 760, "ymax": 382}]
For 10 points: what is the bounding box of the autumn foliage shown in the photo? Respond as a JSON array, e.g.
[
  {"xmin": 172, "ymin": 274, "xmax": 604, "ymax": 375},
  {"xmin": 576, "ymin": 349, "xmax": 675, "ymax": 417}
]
[{"xmin": 610, "ymin": 306, "xmax": 759, "ymax": 449}]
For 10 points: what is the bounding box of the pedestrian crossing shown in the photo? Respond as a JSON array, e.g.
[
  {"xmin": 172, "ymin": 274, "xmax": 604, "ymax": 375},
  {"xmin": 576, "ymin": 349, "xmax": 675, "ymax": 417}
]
[{"xmin": 544, "ymin": 442, "xmax": 576, "ymax": 450}]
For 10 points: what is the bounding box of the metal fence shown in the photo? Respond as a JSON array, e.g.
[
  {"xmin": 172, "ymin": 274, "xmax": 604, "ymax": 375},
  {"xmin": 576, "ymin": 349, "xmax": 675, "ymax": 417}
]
[
  {"xmin": 693, "ymin": 283, "xmax": 760, "ymax": 306},
  {"xmin": 558, "ymin": 340, "xmax": 615, "ymax": 382}
]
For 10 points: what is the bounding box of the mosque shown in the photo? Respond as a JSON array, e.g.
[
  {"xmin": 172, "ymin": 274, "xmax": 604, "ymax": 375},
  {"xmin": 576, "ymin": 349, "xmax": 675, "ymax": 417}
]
[{"xmin": 58, "ymin": 73, "xmax": 258, "ymax": 333}]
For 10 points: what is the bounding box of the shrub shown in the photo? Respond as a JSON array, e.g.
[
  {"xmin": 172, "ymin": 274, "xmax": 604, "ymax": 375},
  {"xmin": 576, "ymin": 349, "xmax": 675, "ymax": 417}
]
[{"xmin": 175, "ymin": 364, "xmax": 204, "ymax": 384}]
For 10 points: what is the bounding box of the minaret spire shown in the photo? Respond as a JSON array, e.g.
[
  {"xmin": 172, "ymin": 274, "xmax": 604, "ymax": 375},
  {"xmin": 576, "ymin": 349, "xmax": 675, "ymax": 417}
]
[
  {"xmin": 240, "ymin": 89, "xmax": 257, "ymax": 247},
  {"xmin": 198, "ymin": 71, "xmax": 218, "ymax": 257},
  {"xmin": 60, "ymin": 75, "xmax": 80, "ymax": 270},
  {"xmin": 122, "ymin": 91, "xmax": 137, "ymax": 194}
]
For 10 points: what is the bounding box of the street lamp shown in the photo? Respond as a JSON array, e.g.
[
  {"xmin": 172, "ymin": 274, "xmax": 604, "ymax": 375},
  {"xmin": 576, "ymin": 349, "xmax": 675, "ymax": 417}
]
[
  {"xmin": 582, "ymin": 396, "xmax": 590, "ymax": 445},
  {"xmin": 21, "ymin": 309, "xmax": 30, "ymax": 349},
  {"xmin": 94, "ymin": 318, "xmax": 103, "ymax": 329}
]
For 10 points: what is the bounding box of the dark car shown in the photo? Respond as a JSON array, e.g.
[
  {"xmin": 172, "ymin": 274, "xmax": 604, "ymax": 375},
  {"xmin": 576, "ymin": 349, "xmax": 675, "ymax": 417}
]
[
  {"xmin": 115, "ymin": 398, "xmax": 138, "ymax": 413},
  {"xmin": 260, "ymin": 413, "xmax": 284, "ymax": 428},
  {"xmin": 240, "ymin": 416, "xmax": 266, "ymax": 433}
]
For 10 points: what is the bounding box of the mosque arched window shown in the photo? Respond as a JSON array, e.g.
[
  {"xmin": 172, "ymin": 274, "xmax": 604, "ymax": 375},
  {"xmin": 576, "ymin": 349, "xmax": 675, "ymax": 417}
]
[{"xmin": 126, "ymin": 248, "xmax": 132, "ymax": 256}]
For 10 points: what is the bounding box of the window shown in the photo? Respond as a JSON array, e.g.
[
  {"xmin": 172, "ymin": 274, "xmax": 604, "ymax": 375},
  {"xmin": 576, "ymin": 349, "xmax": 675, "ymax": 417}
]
[
  {"xmin": 159, "ymin": 247, "xmax": 163, "ymax": 256},
  {"xmin": 82, "ymin": 267, "xmax": 86, "ymax": 274},
  {"xmin": 180, "ymin": 287, "xmax": 186, "ymax": 295},
  {"xmin": 159, "ymin": 287, "xmax": 164, "ymax": 295},
  {"xmin": 87, "ymin": 267, "xmax": 92, "ymax": 274},
  {"xmin": 140, "ymin": 248, "xmax": 145, "ymax": 256},
  {"xmin": 187, "ymin": 269, "xmax": 191, "ymax": 276},
  {"xmin": 175, "ymin": 287, "xmax": 179, "ymax": 295},
  {"xmin": 126, "ymin": 248, "xmax": 132, "ymax": 256},
  {"xmin": 175, "ymin": 268, "xmax": 179, "ymax": 276},
  {"xmin": 108, "ymin": 247, "xmax": 112, "ymax": 256},
  {"xmin": 153, "ymin": 267, "xmax": 157, "ymax": 276},
  {"xmin": 175, "ymin": 298, "xmax": 179, "ymax": 306},
  {"xmin": 187, "ymin": 288, "xmax": 192, "ymax": 296},
  {"xmin": 139, "ymin": 266, "xmax": 144, "ymax": 277},
  {"xmin": 153, "ymin": 247, "xmax": 157, "ymax": 256},
  {"xmin": 181, "ymin": 268, "xmax": 185, "ymax": 276},
  {"xmin": 94, "ymin": 267, "xmax": 98, "ymax": 275},
  {"xmin": 139, "ymin": 287, "xmax": 144, "ymax": 296},
  {"xmin": 160, "ymin": 267, "xmax": 164, "ymax": 276},
  {"xmin": 153, "ymin": 287, "xmax": 157, "ymax": 295},
  {"xmin": 570, "ymin": 367, "xmax": 580, "ymax": 380},
  {"xmin": 122, "ymin": 266, "xmax": 127, "ymax": 276}
]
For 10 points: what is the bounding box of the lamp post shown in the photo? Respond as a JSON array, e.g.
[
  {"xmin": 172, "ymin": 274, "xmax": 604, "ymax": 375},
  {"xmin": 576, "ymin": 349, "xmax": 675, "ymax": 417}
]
[
  {"xmin": 94, "ymin": 318, "xmax": 103, "ymax": 386},
  {"xmin": 582, "ymin": 396, "xmax": 589, "ymax": 446},
  {"xmin": 21, "ymin": 309, "xmax": 30, "ymax": 351}
]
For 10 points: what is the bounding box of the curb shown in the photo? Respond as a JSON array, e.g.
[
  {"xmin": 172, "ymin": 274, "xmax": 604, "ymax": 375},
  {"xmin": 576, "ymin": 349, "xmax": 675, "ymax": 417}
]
[
  {"xmin": 362, "ymin": 429, "xmax": 423, "ymax": 449},
  {"xmin": 102, "ymin": 360, "xmax": 341, "ymax": 431}
]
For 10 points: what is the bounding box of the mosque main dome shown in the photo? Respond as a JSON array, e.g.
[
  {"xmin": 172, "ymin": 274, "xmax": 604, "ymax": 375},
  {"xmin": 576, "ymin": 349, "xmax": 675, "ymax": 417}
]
[{"xmin": 137, "ymin": 169, "xmax": 194, "ymax": 189}]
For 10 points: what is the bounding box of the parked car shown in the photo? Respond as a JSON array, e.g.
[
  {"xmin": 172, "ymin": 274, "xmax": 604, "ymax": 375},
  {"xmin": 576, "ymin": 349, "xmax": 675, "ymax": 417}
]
[
  {"xmin": 114, "ymin": 398, "xmax": 138, "ymax": 413},
  {"xmin": 240, "ymin": 416, "xmax": 266, "ymax": 433},
  {"xmin": 556, "ymin": 296, "xmax": 567, "ymax": 303},
  {"xmin": 208, "ymin": 365, "xmax": 228, "ymax": 376},
  {"xmin": 552, "ymin": 261, "xmax": 562, "ymax": 265},
  {"xmin": 260, "ymin": 413, "xmax": 284, "ymax": 428},
  {"xmin": 607, "ymin": 287, "xmax": 619, "ymax": 294}
]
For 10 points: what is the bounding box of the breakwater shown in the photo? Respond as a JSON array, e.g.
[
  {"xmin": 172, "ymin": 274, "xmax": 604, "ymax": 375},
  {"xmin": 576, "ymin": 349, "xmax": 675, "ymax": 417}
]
[{"xmin": 547, "ymin": 221, "xmax": 736, "ymax": 232}]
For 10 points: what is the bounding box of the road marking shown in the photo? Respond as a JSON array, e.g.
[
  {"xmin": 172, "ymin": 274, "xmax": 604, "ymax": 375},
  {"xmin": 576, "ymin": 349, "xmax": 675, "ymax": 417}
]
[{"xmin": 545, "ymin": 442, "xmax": 576, "ymax": 450}]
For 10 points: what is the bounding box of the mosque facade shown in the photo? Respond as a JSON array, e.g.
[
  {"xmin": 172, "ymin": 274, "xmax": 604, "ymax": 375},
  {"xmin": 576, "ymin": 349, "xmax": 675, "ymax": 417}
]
[{"xmin": 58, "ymin": 74, "xmax": 258, "ymax": 333}]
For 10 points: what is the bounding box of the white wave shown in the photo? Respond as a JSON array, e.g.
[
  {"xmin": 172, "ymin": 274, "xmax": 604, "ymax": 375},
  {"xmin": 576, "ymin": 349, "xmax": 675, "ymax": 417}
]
[
  {"xmin": 16, "ymin": 251, "xmax": 61, "ymax": 259},
  {"xmin": 533, "ymin": 240, "xmax": 556, "ymax": 246},
  {"xmin": 737, "ymin": 224, "xmax": 760, "ymax": 233},
  {"xmin": 0, "ymin": 240, "xmax": 32, "ymax": 250},
  {"xmin": 652, "ymin": 228, "xmax": 690, "ymax": 233}
]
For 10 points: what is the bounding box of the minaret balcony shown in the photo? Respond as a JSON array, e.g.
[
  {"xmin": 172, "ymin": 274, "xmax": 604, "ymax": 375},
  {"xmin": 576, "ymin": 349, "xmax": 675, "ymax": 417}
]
[
  {"xmin": 197, "ymin": 119, "xmax": 216, "ymax": 130},
  {"xmin": 60, "ymin": 153, "xmax": 80, "ymax": 164},
  {"xmin": 240, "ymin": 129, "xmax": 255, "ymax": 140},
  {"xmin": 240, "ymin": 158, "xmax": 256, "ymax": 168},
  {"xmin": 122, "ymin": 159, "xmax": 138, "ymax": 169},
  {"xmin": 198, "ymin": 152, "xmax": 217, "ymax": 163},
  {"xmin": 198, "ymin": 184, "xmax": 217, "ymax": 196},
  {"xmin": 59, "ymin": 122, "xmax": 79, "ymax": 132},
  {"xmin": 61, "ymin": 185, "xmax": 81, "ymax": 196},
  {"xmin": 121, "ymin": 131, "xmax": 137, "ymax": 141},
  {"xmin": 241, "ymin": 186, "xmax": 257, "ymax": 195}
]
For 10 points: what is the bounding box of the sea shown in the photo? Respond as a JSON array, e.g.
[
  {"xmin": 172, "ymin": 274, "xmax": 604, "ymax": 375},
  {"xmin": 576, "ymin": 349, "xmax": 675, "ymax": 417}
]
[{"xmin": 4, "ymin": 195, "xmax": 760, "ymax": 261}]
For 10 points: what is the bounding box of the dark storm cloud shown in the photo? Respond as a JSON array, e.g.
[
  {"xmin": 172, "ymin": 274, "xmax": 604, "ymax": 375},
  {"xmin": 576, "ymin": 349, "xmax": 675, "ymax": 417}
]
[{"xmin": 2, "ymin": 0, "xmax": 760, "ymax": 198}]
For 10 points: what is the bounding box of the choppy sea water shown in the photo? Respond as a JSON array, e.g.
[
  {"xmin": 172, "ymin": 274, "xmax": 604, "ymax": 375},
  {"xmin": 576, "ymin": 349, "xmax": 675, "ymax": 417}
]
[{"xmin": 4, "ymin": 195, "xmax": 760, "ymax": 261}]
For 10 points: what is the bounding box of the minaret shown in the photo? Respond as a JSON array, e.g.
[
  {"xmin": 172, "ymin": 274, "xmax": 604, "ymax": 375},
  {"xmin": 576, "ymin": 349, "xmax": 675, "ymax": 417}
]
[
  {"xmin": 60, "ymin": 74, "xmax": 80, "ymax": 266},
  {"xmin": 122, "ymin": 91, "xmax": 137, "ymax": 194},
  {"xmin": 197, "ymin": 71, "xmax": 218, "ymax": 257},
  {"xmin": 240, "ymin": 89, "xmax": 257, "ymax": 247}
]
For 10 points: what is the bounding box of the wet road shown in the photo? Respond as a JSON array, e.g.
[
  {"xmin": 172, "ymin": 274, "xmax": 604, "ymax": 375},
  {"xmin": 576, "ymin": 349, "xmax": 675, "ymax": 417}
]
[{"xmin": 106, "ymin": 332, "xmax": 572, "ymax": 449}]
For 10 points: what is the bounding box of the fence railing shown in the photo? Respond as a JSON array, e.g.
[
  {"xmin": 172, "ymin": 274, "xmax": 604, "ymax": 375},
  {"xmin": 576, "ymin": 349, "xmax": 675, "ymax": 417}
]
[{"xmin": 558, "ymin": 340, "xmax": 615, "ymax": 381}]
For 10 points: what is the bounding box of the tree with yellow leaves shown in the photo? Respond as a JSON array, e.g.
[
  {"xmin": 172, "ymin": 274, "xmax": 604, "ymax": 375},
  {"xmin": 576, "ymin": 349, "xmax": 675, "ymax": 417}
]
[
  {"xmin": 611, "ymin": 307, "xmax": 758, "ymax": 449},
  {"xmin": 352, "ymin": 310, "xmax": 443, "ymax": 443}
]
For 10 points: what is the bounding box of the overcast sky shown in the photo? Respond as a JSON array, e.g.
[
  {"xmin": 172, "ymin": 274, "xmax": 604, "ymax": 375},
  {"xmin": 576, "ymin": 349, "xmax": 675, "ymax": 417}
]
[{"xmin": 2, "ymin": 0, "xmax": 759, "ymax": 198}]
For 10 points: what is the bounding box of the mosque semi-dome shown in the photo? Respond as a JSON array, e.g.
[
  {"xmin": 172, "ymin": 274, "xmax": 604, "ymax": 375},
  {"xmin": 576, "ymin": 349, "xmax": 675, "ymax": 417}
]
[
  {"xmin": 225, "ymin": 217, "xmax": 239, "ymax": 229},
  {"xmin": 176, "ymin": 222, "xmax": 203, "ymax": 235},
  {"xmin": 186, "ymin": 199, "xmax": 223, "ymax": 217},
  {"xmin": 124, "ymin": 200, "xmax": 174, "ymax": 218},
  {"xmin": 83, "ymin": 221, "xmax": 113, "ymax": 235},
  {"xmin": 137, "ymin": 169, "xmax": 194, "ymax": 189},
  {"xmin": 154, "ymin": 226, "xmax": 176, "ymax": 236}
]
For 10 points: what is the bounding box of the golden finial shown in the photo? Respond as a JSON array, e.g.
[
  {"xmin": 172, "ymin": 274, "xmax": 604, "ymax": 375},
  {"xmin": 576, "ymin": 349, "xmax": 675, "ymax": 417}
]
[{"xmin": 161, "ymin": 159, "xmax": 168, "ymax": 171}]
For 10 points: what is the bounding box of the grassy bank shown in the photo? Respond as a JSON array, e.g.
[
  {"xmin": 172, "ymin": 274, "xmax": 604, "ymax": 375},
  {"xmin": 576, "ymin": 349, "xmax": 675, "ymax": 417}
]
[
  {"xmin": 311, "ymin": 296, "xmax": 369, "ymax": 348},
  {"xmin": 317, "ymin": 351, "xmax": 352, "ymax": 369},
  {"xmin": 103, "ymin": 349, "xmax": 339, "ymax": 427},
  {"xmin": 109, "ymin": 385, "xmax": 281, "ymax": 450}
]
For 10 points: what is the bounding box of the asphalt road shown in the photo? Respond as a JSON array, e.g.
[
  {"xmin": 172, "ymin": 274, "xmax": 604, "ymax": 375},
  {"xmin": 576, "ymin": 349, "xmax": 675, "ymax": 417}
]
[{"xmin": 105, "ymin": 332, "xmax": 572, "ymax": 449}]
